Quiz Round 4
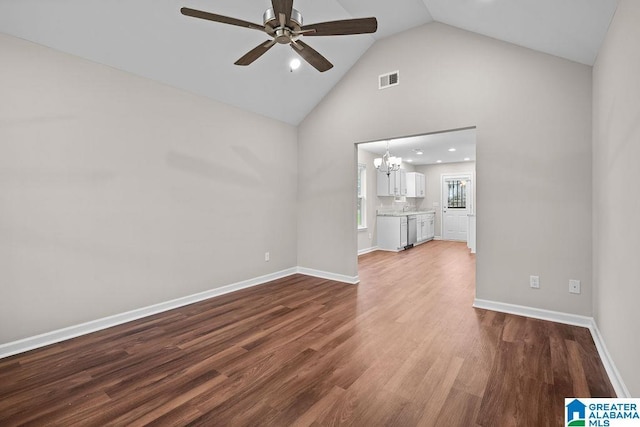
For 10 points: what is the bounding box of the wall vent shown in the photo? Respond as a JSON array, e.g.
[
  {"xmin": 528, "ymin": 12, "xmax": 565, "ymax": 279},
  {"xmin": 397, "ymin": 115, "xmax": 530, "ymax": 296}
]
[{"xmin": 379, "ymin": 70, "xmax": 399, "ymax": 89}]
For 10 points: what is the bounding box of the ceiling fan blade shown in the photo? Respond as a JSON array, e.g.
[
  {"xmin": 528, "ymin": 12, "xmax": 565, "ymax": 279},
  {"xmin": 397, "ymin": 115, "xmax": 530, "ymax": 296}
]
[
  {"xmin": 291, "ymin": 40, "xmax": 333, "ymax": 72},
  {"xmin": 180, "ymin": 7, "xmax": 265, "ymax": 32},
  {"xmin": 301, "ymin": 17, "xmax": 378, "ymax": 36},
  {"xmin": 271, "ymin": 0, "xmax": 293, "ymax": 25},
  {"xmin": 234, "ymin": 40, "xmax": 277, "ymax": 66}
]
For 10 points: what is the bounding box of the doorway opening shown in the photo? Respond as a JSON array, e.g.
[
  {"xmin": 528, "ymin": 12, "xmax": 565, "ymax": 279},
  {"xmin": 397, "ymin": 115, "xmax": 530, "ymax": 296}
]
[{"xmin": 354, "ymin": 126, "xmax": 477, "ymax": 261}]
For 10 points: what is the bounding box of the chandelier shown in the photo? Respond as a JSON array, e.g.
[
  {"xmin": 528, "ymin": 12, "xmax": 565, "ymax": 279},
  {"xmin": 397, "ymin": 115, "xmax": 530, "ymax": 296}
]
[{"xmin": 373, "ymin": 141, "xmax": 402, "ymax": 176}]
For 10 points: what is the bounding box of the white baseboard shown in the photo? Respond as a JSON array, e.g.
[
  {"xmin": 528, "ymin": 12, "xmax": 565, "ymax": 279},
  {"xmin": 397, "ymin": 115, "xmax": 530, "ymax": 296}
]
[
  {"xmin": 358, "ymin": 246, "xmax": 379, "ymax": 256},
  {"xmin": 473, "ymin": 298, "xmax": 630, "ymax": 398},
  {"xmin": 0, "ymin": 267, "xmax": 297, "ymax": 360},
  {"xmin": 434, "ymin": 236, "xmax": 443, "ymax": 241},
  {"xmin": 473, "ymin": 298, "xmax": 593, "ymax": 327},
  {"xmin": 0, "ymin": 266, "xmax": 362, "ymax": 359},
  {"xmin": 9, "ymin": 275, "xmax": 627, "ymax": 398},
  {"xmin": 296, "ymin": 267, "xmax": 359, "ymax": 285},
  {"xmin": 588, "ymin": 320, "xmax": 631, "ymax": 398}
]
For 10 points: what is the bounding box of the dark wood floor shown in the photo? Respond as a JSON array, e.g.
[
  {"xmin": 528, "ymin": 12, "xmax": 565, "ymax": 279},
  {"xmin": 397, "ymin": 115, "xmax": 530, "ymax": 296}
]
[{"xmin": 0, "ymin": 241, "xmax": 614, "ymax": 426}]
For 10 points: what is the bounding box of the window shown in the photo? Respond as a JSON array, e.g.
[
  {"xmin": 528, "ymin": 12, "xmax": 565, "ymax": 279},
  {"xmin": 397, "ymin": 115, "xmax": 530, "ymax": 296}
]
[
  {"xmin": 357, "ymin": 163, "xmax": 367, "ymax": 229},
  {"xmin": 447, "ymin": 179, "xmax": 467, "ymax": 208}
]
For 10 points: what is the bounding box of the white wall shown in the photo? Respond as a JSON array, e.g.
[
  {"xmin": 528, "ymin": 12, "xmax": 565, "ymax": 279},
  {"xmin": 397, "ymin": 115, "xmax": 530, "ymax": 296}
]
[
  {"xmin": 415, "ymin": 161, "xmax": 476, "ymax": 237},
  {"xmin": 0, "ymin": 34, "xmax": 298, "ymax": 344},
  {"xmin": 592, "ymin": 0, "xmax": 640, "ymax": 396},
  {"xmin": 298, "ymin": 22, "xmax": 593, "ymax": 315}
]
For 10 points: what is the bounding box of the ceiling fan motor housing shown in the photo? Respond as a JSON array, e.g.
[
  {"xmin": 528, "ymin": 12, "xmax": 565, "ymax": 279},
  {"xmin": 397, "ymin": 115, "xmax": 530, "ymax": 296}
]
[{"xmin": 264, "ymin": 8, "xmax": 302, "ymax": 43}]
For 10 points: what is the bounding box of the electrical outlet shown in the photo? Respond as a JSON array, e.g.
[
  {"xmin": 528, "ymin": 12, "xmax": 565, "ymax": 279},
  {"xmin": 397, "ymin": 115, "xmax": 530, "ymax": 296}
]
[
  {"xmin": 530, "ymin": 275, "xmax": 540, "ymax": 289},
  {"xmin": 265, "ymin": 252, "xmax": 270, "ymax": 262},
  {"xmin": 368, "ymin": 233, "xmax": 372, "ymax": 239},
  {"xmin": 569, "ymin": 279, "xmax": 581, "ymax": 294}
]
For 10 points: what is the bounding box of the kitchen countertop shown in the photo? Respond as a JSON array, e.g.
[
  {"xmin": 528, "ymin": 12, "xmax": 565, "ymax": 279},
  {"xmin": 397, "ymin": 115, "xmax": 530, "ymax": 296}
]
[{"xmin": 377, "ymin": 210, "xmax": 435, "ymax": 217}]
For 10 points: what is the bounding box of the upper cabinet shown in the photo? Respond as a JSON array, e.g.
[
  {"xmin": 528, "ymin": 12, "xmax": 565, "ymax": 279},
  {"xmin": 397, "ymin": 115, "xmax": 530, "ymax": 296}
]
[
  {"xmin": 376, "ymin": 169, "xmax": 391, "ymax": 196},
  {"xmin": 397, "ymin": 169, "xmax": 407, "ymax": 197},
  {"xmin": 377, "ymin": 169, "xmax": 407, "ymax": 197},
  {"xmin": 406, "ymin": 172, "xmax": 425, "ymax": 198}
]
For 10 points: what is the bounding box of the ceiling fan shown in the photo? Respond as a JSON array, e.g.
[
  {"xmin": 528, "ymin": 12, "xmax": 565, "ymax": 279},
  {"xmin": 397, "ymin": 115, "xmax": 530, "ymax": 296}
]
[{"xmin": 180, "ymin": 0, "xmax": 377, "ymax": 72}]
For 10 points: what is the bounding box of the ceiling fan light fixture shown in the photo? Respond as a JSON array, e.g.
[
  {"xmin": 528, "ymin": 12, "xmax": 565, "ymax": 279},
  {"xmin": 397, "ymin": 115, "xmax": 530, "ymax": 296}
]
[{"xmin": 290, "ymin": 58, "xmax": 301, "ymax": 71}]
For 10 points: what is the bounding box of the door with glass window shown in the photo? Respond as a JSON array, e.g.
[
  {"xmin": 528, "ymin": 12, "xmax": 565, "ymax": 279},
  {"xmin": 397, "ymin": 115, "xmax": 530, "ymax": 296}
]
[{"xmin": 442, "ymin": 175, "xmax": 471, "ymax": 241}]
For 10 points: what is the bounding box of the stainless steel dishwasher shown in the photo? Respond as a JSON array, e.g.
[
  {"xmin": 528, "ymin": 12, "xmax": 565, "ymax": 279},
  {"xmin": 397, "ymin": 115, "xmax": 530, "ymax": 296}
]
[{"xmin": 407, "ymin": 215, "xmax": 417, "ymax": 247}]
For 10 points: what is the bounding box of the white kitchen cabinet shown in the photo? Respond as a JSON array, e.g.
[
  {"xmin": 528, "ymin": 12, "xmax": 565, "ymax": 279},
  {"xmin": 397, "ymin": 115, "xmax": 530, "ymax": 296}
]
[
  {"xmin": 397, "ymin": 169, "xmax": 407, "ymax": 196},
  {"xmin": 377, "ymin": 170, "xmax": 392, "ymax": 196},
  {"xmin": 377, "ymin": 216, "xmax": 408, "ymax": 251},
  {"xmin": 416, "ymin": 213, "xmax": 435, "ymax": 243},
  {"xmin": 417, "ymin": 214, "xmax": 426, "ymax": 242},
  {"xmin": 401, "ymin": 216, "xmax": 408, "ymax": 247},
  {"xmin": 406, "ymin": 172, "xmax": 425, "ymax": 198},
  {"xmin": 377, "ymin": 169, "xmax": 407, "ymax": 197},
  {"xmin": 426, "ymin": 213, "xmax": 435, "ymax": 240}
]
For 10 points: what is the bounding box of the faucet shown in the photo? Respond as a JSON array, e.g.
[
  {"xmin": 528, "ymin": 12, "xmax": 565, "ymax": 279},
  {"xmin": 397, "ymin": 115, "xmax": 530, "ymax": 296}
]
[{"xmin": 403, "ymin": 205, "xmax": 412, "ymax": 212}]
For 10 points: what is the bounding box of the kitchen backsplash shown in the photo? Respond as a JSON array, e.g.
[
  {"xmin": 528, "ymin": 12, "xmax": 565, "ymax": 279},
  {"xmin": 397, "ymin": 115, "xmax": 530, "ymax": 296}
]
[{"xmin": 377, "ymin": 198, "xmax": 431, "ymax": 215}]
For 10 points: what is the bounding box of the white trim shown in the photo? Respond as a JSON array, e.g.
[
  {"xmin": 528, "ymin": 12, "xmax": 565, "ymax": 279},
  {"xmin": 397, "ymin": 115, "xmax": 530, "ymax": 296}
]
[
  {"xmin": 588, "ymin": 320, "xmax": 631, "ymax": 398},
  {"xmin": 2, "ymin": 278, "xmax": 629, "ymax": 397},
  {"xmin": 0, "ymin": 268, "xmax": 297, "ymax": 360},
  {"xmin": 473, "ymin": 298, "xmax": 592, "ymax": 327},
  {"xmin": 296, "ymin": 267, "xmax": 359, "ymax": 285},
  {"xmin": 357, "ymin": 162, "xmax": 367, "ymax": 229},
  {"xmin": 434, "ymin": 236, "xmax": 443, "ymax": 241},
  {"xmin": 473, "ymin": 298, "xmax": 630, "ymax": 398},
  {"xmin": 358, "ymin": 246, "xmax": 379, "ymax": 256},
  {"xmin": 0, "ymin": 266, "xmax": 361, "ymax": 359}
]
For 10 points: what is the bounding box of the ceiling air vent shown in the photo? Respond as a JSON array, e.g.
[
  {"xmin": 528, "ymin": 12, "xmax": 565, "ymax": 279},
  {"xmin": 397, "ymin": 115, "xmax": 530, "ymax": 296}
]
[{"xmin": 379, "ymin": 70, "xmax": 399, "ymax": 89}]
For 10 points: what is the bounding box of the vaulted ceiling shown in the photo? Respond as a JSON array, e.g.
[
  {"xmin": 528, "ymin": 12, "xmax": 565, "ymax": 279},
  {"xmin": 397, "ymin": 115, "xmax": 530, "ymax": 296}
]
[{"xmin": 0, "ymin": 0, "xmax": 618, "ymax": 125}]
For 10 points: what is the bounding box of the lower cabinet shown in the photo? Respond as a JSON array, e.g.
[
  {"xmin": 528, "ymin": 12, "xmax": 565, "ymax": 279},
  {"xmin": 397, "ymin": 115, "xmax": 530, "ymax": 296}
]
[
  {"xmin": 417, "ymin": 213, "xmax": 435, "ymax": 243},
  {"xmin": 426, "ymin": 213, "xmax": 435, "ymax": 240},
  {"xmin": 377, "ymin": 216, "xmax": 408, "ymax": 251},
  {"xmin": 417, "ymin": 214, "xmax": 426, "ymax": 242}
]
